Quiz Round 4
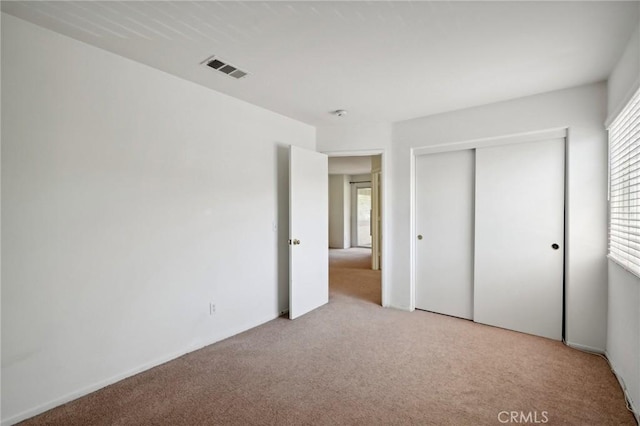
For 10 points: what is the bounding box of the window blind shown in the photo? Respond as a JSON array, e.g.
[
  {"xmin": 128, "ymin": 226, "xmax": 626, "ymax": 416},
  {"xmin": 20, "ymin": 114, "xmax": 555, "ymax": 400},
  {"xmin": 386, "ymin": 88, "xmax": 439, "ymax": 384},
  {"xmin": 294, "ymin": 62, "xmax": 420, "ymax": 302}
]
[{"xmin": 609, "ymin": 87, "xmax": 640, "ymax": 275}]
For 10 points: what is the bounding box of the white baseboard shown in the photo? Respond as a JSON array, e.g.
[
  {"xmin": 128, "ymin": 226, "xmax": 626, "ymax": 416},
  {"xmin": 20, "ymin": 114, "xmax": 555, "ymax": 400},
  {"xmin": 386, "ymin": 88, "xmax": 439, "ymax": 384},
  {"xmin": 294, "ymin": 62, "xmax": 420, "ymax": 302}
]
[
  {"xmin": 2, "ymin": 312, "xmax": 282, "ymax": 426},
  {"xmin": 2, "ymin": 345, "xmax": 207, "ymax": 426},
  {"xmin": 556, "ymin": 343, "xmax": 638, "ymax": 424},
  {"xmin": 604, "ymin": 351, "xmax": 640, "ymax": 425},
  {"xmin": 388, "ymin": 304, "xmax": 412, "ymax": 312},
  {"xmin": 565, "ymin": 341, "xmax": 605, "ymax": 354}
]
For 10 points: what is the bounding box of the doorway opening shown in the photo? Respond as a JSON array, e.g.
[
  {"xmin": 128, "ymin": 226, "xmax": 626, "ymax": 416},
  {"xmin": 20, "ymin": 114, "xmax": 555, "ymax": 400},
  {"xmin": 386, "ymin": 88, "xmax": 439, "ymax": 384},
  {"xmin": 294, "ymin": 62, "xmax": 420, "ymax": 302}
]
[
  {"xmin": 354, "ymin": 184, "xmax": 372, "ymax": 248},
  {"xmin": 326, "ymin": 153, "xmax": 384, "ymax": 306}
]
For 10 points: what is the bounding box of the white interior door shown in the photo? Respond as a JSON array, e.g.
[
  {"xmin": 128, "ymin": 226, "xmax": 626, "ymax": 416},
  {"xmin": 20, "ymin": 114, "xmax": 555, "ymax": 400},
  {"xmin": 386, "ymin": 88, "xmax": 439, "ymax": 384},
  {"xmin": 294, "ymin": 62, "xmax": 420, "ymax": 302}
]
[
  {"xmin": 474, "ymin": 138, "xmax": 564, "ymax": 340},
  {"xmin": 415, "ymin": 150, "xmax": 474, "ymax": 320},
  {"xmin": 289, "ymin": 146, "xmax": 328, "ymax": 319}
]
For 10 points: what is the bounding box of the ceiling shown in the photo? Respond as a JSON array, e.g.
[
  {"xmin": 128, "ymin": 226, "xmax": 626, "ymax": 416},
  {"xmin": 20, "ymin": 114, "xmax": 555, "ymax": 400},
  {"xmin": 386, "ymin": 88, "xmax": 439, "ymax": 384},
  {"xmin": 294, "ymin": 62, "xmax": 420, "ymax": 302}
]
[
  {"xmin": 328, "ymin": 156, "xmax": 372, "ymax": 175},
  {"xmin": 2, "ymin": 1, "xmax": 638, "ymax": 127}
]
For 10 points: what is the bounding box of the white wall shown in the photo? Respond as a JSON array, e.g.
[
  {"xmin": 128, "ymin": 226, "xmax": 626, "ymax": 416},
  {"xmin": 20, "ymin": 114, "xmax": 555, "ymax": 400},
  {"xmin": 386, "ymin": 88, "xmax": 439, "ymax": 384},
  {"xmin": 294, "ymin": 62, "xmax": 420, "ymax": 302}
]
[
  {"xmin": 318, "ymin": 124, "xmax": 392, "ymax": 154},
  {"xmin": 350, "ymin": 173, "xmax": 372, "ymax": 182},
  {"xmin": 1, "ymin": 14, "xmax": 315, "ymax": 424},
  {"xmin": 328, "ymin": 175, "xmax": 350, "ymax": 249},
  {"xmin": 607, "ymin": 262, "xmax": 640, "ymax": 416},
  {"xmin": 607, "ymin": 22, "xmax": 640, "ymax": 120},
  {"xmin": 606, "ymin": 18, "xmax": 640, "ymax": 419}
]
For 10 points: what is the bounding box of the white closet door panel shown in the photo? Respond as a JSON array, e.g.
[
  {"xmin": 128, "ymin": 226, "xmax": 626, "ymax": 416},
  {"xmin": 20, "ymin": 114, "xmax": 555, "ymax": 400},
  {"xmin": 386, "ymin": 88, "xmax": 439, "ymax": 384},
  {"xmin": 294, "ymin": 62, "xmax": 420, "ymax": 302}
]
[
  {"xmin": 415, "ymin": 150, "xmax": 474, "ymax": 320},
  {"xmin": 474, "ymin": 138, "xmax": 564, "ymax": 340}
]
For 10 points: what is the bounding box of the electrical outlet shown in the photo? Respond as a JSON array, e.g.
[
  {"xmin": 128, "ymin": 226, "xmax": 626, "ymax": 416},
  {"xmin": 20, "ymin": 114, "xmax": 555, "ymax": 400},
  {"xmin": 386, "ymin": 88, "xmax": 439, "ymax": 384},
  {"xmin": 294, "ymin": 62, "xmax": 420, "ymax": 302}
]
[{"xmin": 209, "ymin": 302, "xmax": 216, "ymax": 315}]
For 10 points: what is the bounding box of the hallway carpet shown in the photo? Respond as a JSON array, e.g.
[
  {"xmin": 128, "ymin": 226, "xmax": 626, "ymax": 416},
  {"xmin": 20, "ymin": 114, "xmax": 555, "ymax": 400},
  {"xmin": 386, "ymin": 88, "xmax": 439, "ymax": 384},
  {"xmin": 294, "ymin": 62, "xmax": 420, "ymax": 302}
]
[{"xmin": 20, "ymin": 248, "xmax": 635, "ymax": 425}]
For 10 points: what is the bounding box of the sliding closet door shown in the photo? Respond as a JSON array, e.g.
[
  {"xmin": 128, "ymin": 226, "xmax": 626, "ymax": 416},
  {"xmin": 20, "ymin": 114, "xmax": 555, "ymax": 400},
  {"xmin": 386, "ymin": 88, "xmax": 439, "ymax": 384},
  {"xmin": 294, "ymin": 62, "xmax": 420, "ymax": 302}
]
[
  {"xmin": 474, "ymin": 139, "xmax": 564, "ymax": 340},
  {"xmin": 415, "ymin": 150, "xmax": 474, "ymax": 320}
]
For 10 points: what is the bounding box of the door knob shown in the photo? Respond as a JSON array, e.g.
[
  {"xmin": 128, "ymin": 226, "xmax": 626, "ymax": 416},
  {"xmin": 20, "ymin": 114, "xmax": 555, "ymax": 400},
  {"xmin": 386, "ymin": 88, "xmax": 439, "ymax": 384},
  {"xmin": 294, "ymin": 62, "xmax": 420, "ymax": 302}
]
[
  {"xmin": 293, "ymin": 239, "xmax": 301, "ymax": 245},
  {"xmin": 551, "ymin": 243, "xmax": 559, "ymax": 250},
  {"xmin": 417, "ymin": 235, "xmax": 423, "ymax": 240}
]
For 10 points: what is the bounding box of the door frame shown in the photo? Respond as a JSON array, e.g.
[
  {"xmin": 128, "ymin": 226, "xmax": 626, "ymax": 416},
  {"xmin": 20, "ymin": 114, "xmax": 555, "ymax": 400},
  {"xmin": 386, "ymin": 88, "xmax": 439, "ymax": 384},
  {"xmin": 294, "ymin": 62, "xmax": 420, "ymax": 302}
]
[
  {"xmin": 323, "ymin": 149, "xmax": 388, "ymax": 308},
  {"xmin": 409, "ymin": 127, "xmax": 568, "ymax": 312},
  {"xmin": 351, "ymin": 182, "xmax": 372, "ymax": 248}
]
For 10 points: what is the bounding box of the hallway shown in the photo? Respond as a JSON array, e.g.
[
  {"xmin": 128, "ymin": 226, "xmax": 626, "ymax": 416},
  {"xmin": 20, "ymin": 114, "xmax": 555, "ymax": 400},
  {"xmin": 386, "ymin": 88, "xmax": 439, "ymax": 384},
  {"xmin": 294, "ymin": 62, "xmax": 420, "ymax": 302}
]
[{"xmin": 329, "ymin": 248, "xmax": 381, "ymax": 306}]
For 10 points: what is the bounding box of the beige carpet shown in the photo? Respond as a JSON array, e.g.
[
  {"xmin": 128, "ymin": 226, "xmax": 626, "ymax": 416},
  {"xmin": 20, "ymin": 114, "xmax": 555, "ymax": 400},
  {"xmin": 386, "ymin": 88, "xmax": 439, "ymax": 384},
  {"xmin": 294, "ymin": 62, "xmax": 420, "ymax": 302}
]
[{"xmin": 20, "ymin": 248, "xmax": 635, "ymax": 425}]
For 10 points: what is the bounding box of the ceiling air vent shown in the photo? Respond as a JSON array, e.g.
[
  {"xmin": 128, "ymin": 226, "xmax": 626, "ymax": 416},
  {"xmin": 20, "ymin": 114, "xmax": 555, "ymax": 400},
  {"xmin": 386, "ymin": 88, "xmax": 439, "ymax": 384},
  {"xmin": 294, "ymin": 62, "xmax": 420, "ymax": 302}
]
[{"xmin": 202, "ymin": 56, "xmax": 248, "ymax": 80}]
